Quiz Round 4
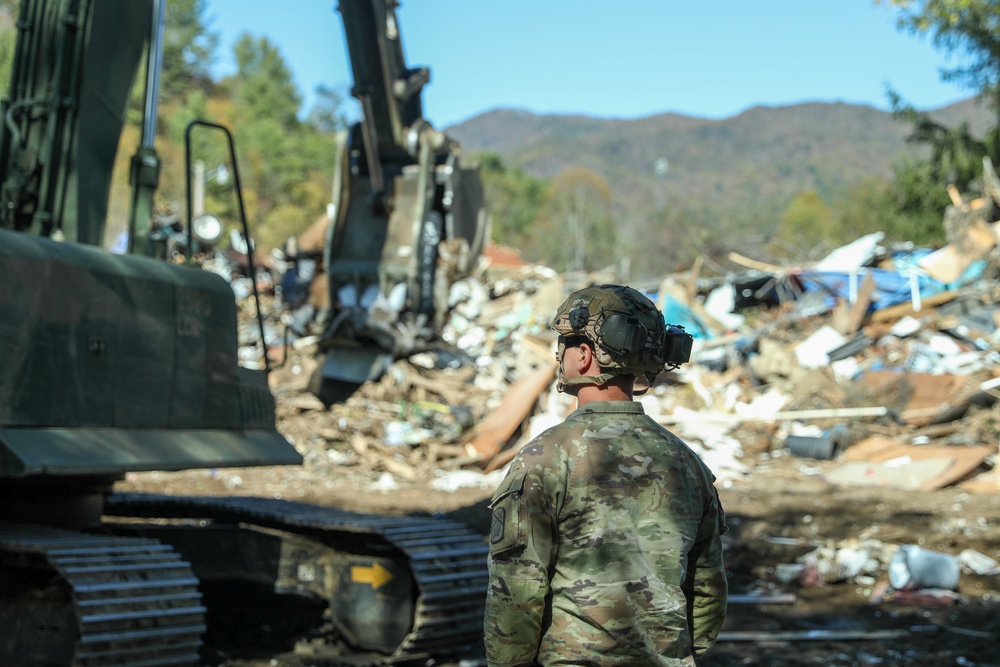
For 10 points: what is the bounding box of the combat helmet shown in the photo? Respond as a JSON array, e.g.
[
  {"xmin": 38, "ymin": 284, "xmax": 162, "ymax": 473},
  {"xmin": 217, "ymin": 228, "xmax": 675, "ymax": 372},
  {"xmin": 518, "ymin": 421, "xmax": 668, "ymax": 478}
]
[{"xmin": 550, "ymin": 283, "xmax": 691, "ymax": 393}]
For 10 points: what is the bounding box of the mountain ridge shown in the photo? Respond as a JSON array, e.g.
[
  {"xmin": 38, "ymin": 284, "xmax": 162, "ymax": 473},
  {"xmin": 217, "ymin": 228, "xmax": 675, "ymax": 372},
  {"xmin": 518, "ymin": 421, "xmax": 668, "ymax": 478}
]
[{"xmin": 445, "ymin": 97, "xmax": 994, "ymax": 233}]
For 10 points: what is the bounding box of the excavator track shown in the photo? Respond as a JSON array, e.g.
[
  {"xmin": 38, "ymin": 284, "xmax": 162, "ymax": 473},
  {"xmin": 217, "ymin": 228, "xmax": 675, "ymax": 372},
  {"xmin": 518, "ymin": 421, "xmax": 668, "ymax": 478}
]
[
  {"xmin": 0, "ymin": 526, "xmax": 206, "ymax": 667},
  {"xmin": 106, "ymin": 493, "xmax": 489, "ymax": 666}
]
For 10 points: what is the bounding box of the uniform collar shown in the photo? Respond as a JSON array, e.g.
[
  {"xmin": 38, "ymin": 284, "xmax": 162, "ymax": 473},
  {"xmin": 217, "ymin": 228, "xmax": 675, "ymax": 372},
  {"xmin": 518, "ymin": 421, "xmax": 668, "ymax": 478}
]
[{"xmin": 567, "ymin": 400, "xmax": 645, "ymax": 420}]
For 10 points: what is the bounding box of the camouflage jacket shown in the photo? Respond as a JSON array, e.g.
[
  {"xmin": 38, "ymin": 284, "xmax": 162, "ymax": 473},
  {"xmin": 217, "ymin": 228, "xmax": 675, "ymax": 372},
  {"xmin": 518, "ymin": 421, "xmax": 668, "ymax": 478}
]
[{"xmin": 484, "ymin": 401, "xmax": 728, "ymax": 667}]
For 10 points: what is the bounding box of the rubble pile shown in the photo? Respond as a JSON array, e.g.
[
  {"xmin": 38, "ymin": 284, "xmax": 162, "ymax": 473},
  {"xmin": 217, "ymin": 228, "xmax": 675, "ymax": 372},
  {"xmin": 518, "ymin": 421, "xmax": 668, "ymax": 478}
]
[
  {"xmin": 209, "ymin": 171, "xmax": 1000, "ymax": 619},
  {"xmin": 258, "ymin": 215, "xmax": 1000, "ymax": 495}
]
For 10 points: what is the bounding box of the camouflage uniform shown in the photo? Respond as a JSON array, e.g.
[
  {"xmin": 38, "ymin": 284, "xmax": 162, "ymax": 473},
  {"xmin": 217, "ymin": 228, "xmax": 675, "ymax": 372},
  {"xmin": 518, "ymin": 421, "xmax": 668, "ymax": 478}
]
[{"xmin": 485, "ymin": 400, "xmax": 727, "ymax": 667}]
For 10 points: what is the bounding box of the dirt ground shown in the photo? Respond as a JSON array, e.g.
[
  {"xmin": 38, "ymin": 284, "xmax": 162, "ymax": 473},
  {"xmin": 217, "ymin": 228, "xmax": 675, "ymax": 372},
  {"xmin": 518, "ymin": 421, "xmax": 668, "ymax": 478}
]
[{"xmin": 116, "ymin": 404, "xmax": 1000, "ymax": 667}]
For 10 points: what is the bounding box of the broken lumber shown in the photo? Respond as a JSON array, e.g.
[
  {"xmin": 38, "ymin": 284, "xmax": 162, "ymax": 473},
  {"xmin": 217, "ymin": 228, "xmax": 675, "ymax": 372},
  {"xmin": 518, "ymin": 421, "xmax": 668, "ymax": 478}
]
[
  {"xmin": 656, "ymin": 406, "xmax": 890, "ymax": 425},
  {"xmin": 727, "ymin": 251, "xmax": 785, "ymax": 274},
  {"xmin": 464, "ymin": 362, "xmax": 556, "ymax": 464},
  {"xmin": 869, "ymin": 291, "xmax": 958, "ymax": 323},
  {"xmin": 845, "ymin": 271, "xmax": 876, "ymax": 335}
]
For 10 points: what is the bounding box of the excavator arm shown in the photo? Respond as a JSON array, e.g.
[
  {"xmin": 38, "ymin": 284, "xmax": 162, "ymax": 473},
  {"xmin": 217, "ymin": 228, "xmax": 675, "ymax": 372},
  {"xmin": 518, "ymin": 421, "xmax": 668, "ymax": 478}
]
[
  {"xmin": 0, "ymin": 0, "xmax": 152, "ymax": 245},
  {"xmin": 310, "ymin": 0, "xmax": 488, "ymax": 401},
  {"xmin": 340, "ymin": 0, "xmax": 427, "ymax": 196}
]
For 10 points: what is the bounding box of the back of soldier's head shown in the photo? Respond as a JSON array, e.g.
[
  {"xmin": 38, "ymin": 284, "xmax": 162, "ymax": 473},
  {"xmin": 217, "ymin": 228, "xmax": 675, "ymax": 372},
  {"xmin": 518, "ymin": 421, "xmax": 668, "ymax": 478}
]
[{"xmin": 550, "ymin": 284, "xmax": 675, "ymax": 392}]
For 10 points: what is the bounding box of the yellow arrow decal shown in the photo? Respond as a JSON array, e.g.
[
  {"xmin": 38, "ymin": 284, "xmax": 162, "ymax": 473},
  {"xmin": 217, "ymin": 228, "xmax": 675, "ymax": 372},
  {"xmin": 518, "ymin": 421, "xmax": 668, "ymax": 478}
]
[{"xmin": 351, "ymin": 562, "xmax": 394, "ymax": 590}]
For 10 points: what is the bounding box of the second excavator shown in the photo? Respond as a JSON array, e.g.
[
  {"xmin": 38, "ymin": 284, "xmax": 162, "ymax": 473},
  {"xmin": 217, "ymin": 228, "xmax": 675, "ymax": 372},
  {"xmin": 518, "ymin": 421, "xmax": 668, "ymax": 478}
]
[{"xmin": 284, "ymin": 0, "xmax": 490, "ymax": 403}]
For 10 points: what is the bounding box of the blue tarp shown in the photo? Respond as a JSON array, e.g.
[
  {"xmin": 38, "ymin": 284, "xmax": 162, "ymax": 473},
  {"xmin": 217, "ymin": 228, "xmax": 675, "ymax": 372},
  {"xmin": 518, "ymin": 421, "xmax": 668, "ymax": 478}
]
[
  {"xmin": 890, "ymin": 249, "xmax": 988, "ymax": 289},
  {"xmin": 797, "ymin": 268, "xmax": 945, "ymax": 311},
  {"xmin": 646, "ymin": 291, "xmax": 713, "ymax": 339},
  {"xmin": 797, "ymin": 251, "xmax": 988, "ymax": 312}
]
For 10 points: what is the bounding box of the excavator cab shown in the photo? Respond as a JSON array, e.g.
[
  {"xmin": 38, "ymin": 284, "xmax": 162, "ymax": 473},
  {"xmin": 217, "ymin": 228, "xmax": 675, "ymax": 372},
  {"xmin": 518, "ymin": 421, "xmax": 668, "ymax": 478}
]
[{"xmin": 0, "ymin": 0, "xmax": 301, "ymax": 517}]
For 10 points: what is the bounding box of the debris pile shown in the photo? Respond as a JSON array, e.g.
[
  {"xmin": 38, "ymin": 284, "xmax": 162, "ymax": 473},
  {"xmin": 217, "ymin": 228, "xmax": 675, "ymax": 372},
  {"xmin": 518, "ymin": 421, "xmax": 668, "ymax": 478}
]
[
  {"xmin": 241, "ymin": 171, "xmax": 1000, "ymax": 498},
  {"xmin": 209, "ymin": 171, "xmax": 1000, "ymax": 616}
]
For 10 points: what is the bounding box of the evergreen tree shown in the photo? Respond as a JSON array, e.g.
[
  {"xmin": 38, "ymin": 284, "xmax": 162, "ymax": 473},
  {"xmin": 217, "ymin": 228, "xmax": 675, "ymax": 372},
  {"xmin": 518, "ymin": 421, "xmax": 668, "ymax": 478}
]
[
  {"xmin": 224, "ymin": 33, "xmax": 335, "ymax": 251},
  {"xmin": 877, "ymin": 0, "xmax": 1000, "ymax": 241},
  {"xmin": 477, "ymin": 152, "xmax": 546, "ymax": 250},
  {"xmin": 162, "ymin": 0, "xmax": 218, "ymax": 101}
]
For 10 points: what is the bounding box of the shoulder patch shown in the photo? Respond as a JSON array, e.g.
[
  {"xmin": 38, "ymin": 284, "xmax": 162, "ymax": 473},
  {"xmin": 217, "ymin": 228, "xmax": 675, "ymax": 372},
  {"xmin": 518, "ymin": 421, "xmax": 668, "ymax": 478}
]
[{"xmin": 490, "ymin": 506, "xmax": 506, "ymax": 544}]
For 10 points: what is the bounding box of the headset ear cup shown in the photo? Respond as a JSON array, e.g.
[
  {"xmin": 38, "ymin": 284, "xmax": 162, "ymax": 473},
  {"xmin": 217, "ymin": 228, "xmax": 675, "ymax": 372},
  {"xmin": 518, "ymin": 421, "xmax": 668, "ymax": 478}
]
[{"xmin": 599, "ymin": 313, "xmax": 646, "ymax": 354}]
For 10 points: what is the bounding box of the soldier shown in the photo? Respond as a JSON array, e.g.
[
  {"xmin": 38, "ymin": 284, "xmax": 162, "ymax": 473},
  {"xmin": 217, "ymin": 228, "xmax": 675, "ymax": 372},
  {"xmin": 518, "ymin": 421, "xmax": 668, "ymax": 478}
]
[{"xmin": 484, "ymin": 284, "xmax": 728, "ymax": 666}]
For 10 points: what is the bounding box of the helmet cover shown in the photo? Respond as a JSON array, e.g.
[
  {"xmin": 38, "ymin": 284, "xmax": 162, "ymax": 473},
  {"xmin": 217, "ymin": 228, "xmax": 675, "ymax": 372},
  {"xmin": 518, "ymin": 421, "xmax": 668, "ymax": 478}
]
[{"xmin": 550, "ymin": 284, "xmax": 668, "ymax": 389}]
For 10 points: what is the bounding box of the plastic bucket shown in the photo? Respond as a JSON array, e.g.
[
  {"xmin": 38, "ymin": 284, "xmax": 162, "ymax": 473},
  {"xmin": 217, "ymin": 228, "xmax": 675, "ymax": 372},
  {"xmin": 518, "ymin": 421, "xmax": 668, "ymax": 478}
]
[{"xmin": 786, "ymin": 432, "xmax": 840, "ymax": 460}]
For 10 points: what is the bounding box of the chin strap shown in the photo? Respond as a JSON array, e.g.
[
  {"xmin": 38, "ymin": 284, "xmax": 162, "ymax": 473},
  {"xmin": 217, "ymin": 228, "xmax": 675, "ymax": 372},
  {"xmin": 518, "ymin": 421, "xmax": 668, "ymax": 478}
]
[
  {"xmin": 556, "ymin": 372, "xmax": 616, "ymax": 393},
  {"xmin": 556, "ymin": 370, "xmax": 651, "ymax": 396},
  {"xmin": 555, "ymin": 339, "xmax": 652, "ymax": 395}
]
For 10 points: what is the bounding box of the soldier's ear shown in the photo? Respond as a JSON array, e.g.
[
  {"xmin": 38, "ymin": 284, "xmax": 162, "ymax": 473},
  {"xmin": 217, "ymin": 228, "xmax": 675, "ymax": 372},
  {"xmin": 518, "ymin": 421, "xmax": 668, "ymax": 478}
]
[{"xmin": 577, "ymin": 341, "xmax": 597, "ymax": 373}]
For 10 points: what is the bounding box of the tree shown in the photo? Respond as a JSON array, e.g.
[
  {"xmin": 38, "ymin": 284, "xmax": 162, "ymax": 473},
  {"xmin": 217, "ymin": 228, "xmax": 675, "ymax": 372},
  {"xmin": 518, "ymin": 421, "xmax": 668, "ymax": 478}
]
[
  {"xmin": 161, "ymin": 0, "xmax": 218, "ymax": 101},
  {"xmin": 307, "ymin": 84, "xmax": 349, "ymax": 134},
  {"xmin": 773, "ymin": 190, "xmax": 839, "ymax": 257},
  {"xmin": 632, "ymin": 205, "xmax": 708, "ymax": 277},
  {"xmin": 125, "ymin": 0, "xmax": 218, "ymax": 126},
  {"xmin": 836, "ymin": 172, "xmax": 947, "ymax": 246},
  {"xmin": 879, "ymin": 0, "xmax": 1000, "ymax": 108},
  {"xmin": 876, "ymin": 0, "xmax": 1000, "ymax": 241},
  {"xmin": 891, "ymin": 89, "xmax": 1000, "ymax": 186},
  {"xmin": 230, "ymin": 33, "xmax": 301, "ymax": 126},
  {"xmin": 0, "ymin": 3, "xmax": 16, "ymax": 95},
  {"xmin": 477, "ymin": 152, "xmax": 546, "ymax": 249},
  {"xmin": 885, "ymin": 157, "xmax": 952, "ymax": 244},
  {"xmin": 223, "ymin": 34, "xmax": 335, "ymax": 251},
  {"xmin": 534, "ymin": 167, "xmax": 615, "ymax": 273}
]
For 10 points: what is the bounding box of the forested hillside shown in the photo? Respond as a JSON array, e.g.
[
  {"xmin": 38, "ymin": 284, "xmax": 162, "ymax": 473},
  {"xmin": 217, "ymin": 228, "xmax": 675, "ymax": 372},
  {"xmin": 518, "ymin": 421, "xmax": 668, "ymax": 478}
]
[{"xmin": 447, "ymin": 98, "xmax": 993, "ymax": 276}]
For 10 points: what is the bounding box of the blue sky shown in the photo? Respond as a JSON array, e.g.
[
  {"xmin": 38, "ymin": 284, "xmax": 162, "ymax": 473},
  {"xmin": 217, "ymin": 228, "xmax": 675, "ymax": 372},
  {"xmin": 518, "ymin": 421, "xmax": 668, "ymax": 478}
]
[{"xmin": 206, "ymin": 1, "xmax": 971, "ymax": 129}]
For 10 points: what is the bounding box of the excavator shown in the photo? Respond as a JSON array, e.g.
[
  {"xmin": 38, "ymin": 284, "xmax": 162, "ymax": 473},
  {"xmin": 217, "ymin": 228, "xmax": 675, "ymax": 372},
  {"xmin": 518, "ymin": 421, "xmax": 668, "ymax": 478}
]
[
  {"xmin": 289, "ymin": 0, "xmax": 489, "ymax": 402},
  {"xmin": 0, "ymin": 1, "xmax": 487, "ymax": 665}
]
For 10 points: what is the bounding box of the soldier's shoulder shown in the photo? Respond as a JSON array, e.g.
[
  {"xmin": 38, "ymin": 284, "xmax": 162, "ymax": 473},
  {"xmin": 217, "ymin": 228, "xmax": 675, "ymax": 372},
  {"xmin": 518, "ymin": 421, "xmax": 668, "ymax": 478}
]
[{"xmin": 510, "ymin": 419, "xmax": 583, "ymax": 465}]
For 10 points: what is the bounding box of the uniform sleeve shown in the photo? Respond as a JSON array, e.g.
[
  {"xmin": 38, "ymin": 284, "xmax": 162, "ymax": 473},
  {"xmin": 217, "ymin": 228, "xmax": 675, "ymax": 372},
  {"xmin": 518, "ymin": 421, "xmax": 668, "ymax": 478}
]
[
  {"xmin": 484, "ymin": 458, "xmax": 559, "ymax": 667},
  {"xmin": 688, "ymin": 485, "xmax": 728, "ymax": 657}
]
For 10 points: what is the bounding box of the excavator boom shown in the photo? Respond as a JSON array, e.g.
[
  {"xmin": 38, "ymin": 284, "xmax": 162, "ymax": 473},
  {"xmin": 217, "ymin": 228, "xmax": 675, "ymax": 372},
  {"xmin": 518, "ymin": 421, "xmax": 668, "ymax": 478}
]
[{"xmin": 307, "ymin": 0, "xmax": 488, "ymax": 400}]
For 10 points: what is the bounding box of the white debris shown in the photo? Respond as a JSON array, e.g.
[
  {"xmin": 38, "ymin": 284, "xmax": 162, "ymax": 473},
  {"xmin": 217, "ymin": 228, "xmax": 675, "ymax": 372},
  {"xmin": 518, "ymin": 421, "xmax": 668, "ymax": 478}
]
[
  {"xmin": 795, "ymin": 325, "xmax": 847, "ymax": 368},
  {"xmin": 431, "ymin": 469, "xmax": 508, "ymax": 492}
]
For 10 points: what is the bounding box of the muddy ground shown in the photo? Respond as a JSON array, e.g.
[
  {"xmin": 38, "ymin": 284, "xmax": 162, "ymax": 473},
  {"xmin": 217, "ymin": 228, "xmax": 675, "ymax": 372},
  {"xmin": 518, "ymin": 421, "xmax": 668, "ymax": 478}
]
[{"xmin": 117, "ymin": 404, "xmax": 1000, "ymax": 667}]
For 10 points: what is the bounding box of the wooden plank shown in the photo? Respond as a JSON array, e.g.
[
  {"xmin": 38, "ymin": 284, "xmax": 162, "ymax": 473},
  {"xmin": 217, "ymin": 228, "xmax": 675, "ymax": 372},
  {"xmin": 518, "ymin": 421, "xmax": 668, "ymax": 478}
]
[
  {"xmin": 845, "ymin": 271, "xmax": 877, "ymax": 335},
  {"xmin": 947, "ymin": 183, "xmax": 965, "ymax": 208},
  {"xmin": 464, "ymin": 362, "xmax": 557, "ymax": 464},
  {"xmin": 869, "ymin": 290, "xmax": 958, "ymax": 323},
  {"xmin": 834, "ymin": 437, "xmax": 993, "ymax": 490},
  {"xmin": 727, "ymin": 251, "xmax": 784, "ymax": 274}
]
